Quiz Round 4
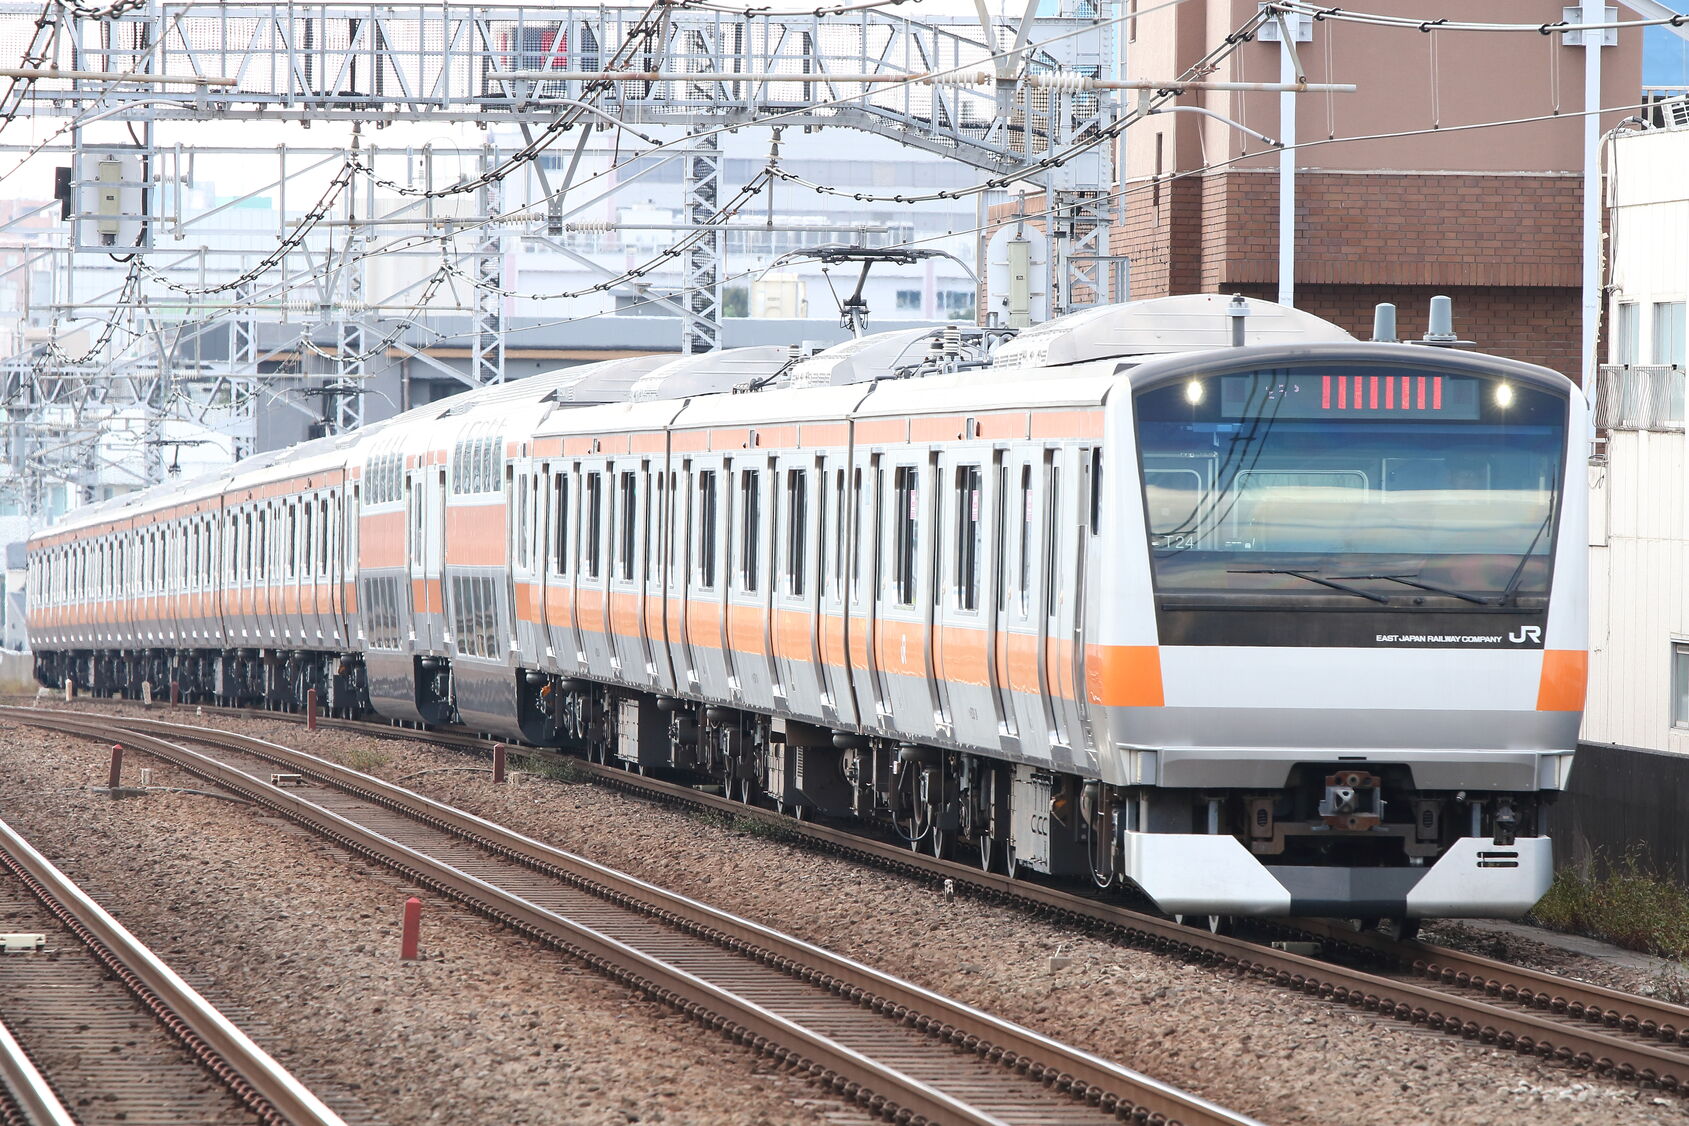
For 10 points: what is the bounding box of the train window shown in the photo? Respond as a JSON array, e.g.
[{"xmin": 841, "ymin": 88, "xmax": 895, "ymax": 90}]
[
  {"xmin": 619, "ymin": 472, "xmax": 637, "ymax": 581},
  {"xmin": 585, "ymin": 472, "xmax": 603, "ymax": 579},
  {"xmin": 320, "ymin": 498, "xmax": 331, "ymax": 576},
  {"xmin": 955, "ymin": 465, "xmax": 981, "ymax": 611},
  {"xmin": 515, "ymin": 474, "xmax": 529, "ymax": 570},
  {"xmin": 785, "ymin": 469, "xmax": 807, "ymax": 597},
  {"xmin": 1045, "ymin": 459, "xmax": 1060, "ymax": 617},
  {"xmin": 1089, "ymin": 448, "xmax": 1102, "ymax": 535},
  {"xmin": 832, "ymin": 468, "xmax": 846, "ymax": 594},
  {"xmin": 697, "ymin": 470, "xmax": 718, "ymax": 588},
  {"xmin": 739, "ymin": 469, "xmax": 761, "ymax": 592},
  {"xmin": 1018, "ymin": 466, "xmax": 1032, "ymax": 615},
  {"xmin": 655, "ymin": 472, "xmax": 667, "ymax": 574},
  {"xmin": 553, "ymin": 474, "xmax": 570, "ymax": 574},
  {"xmin": 893, "ymin": 466, "xmax": 918, "ymax": 606}
]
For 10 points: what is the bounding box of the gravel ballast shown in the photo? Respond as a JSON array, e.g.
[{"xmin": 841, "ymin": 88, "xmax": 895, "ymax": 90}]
[
  {"xmin": 0, "ymin": 713, "xmax": 856, "ymax": 1126},
  {"xmin": 5, "ymin": 700, "xmax": 1688, "ymax": 1125}
]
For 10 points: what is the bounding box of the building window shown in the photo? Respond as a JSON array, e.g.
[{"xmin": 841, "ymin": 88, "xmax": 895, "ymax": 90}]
[
  {"xmin": 940, "ymin": 290, "xmax": 976, "ymax": 320},
  {"xmin": 1675, "ymin": 643, "xmax": 1689, "ymax": 729},
  {"xmin": 895, "ymin": 289, "xmax": 921, "ymax": 311},
  {"xmin": 1654, "ymin": 301, "xmax": 1686, "ymax": 368},
  {"xmin": 1616, "ymin": 302, "xmax": 1640, "ymax": 365}
]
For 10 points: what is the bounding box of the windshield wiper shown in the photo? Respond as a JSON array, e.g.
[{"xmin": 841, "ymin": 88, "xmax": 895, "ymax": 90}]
[
  {"xmin": 1327, "ymin": 573, "xmax": 1493, "ymax": 606},
  {"xmin": 1226, "ymin": 568, "xmax": 1391, "ymax": 604},
  {"xmin": 1499, "ymin": 510, "xmax": 1556, "ymax": 606}
]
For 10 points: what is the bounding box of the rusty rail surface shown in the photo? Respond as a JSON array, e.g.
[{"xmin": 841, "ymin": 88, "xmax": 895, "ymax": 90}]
[
  {"xmin": 0, "ymin": 810, "xmax": 348, "ymax": 1126},
  {"xmin": 7, "ymin": 706, "xmax": 1259, "ymax": 1126}
]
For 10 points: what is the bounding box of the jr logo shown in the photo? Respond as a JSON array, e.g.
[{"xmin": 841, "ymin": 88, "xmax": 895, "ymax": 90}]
[{"xmin": 1508, "ymin": 625, "xmax": 1543, "ymax": 645}]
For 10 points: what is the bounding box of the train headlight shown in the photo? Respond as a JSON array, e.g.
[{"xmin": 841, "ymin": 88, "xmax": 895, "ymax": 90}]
[
  {"xmin": 1184, "ymin": 380, "xmax": 1205, "ymax": 405},
  {"xmin": 1494, "ymin": 382, "xmax": 1514, "ymax": 408}
]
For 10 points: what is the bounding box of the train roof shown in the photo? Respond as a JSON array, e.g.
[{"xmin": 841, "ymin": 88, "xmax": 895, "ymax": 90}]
[{"xmin": 990, "ymin": 294, "xmax": 1355, "ymax": 369}]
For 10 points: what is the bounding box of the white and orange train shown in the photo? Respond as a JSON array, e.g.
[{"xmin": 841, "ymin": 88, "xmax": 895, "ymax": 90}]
[{"xmin": 27, "ymin": 296, "xmax": 1587, "ymax": 926}]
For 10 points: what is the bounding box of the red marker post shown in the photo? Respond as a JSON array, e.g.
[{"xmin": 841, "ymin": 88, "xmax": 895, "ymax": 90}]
[
  {"xmin": 107, "ymin": 744, "xmax": 123, "ymax": 789},
  {"xmin": 400, "ymin": 896, "xmax": 421, "ymax": 960},
  {"xmin": 492, "ymin": 743, "xmax": 507, "ymax": 785},
  {"xmin": 169, "ymin": 681, "xmax": 180, "ymax": 707}
]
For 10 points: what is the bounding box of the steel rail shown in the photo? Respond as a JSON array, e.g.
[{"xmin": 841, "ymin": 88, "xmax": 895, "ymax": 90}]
[
  {"xmin": 7, "ymin": 707, "xmax": 1259, "ymax": 1126},
  {"xmin": 1286, "ymin": 916, "xmax": 1689, "ymax": 1046},
  {"xmin": 224, "ymin": 705, "xmax": 1689, "ymax": 1093},
  {"xmin": 0, "ymin": 1015, "xmax": 75, "ymax": 1126},
  {"xmin": 54, "ymin": 702, "xmax": 1689, "ymax": 1092},
  {"xmin": 0, "ymin": 812, "xmax": 348, "ymax": 1126}
]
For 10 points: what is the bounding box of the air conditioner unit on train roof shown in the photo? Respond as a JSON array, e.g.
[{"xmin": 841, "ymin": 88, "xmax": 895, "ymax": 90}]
[{"xmin": 990, "ymin": 294, "xmax": 1355, "ymax": 370}]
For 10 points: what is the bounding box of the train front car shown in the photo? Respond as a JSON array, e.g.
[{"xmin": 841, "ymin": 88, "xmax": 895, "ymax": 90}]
[{"xmin": 1108, "ymin": 344, "xmax": 1584, "ymax": 923}]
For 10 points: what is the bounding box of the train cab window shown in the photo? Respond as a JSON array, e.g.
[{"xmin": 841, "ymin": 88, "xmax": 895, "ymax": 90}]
[
  {"xmin": 1135, "ymin": 364, "xmax": 1570, "ymax": 606},
  {"xmin": 585, "ymin": 472, "xmax": 603, "ymax": 579},
  {"xmin": 739, "ymin": 469, "xmax": 761, "ymax": 592},
  {"xmin": 954, "ymin": 465, "xmax": 982, "ymax": 611},
  {"xmin": 784, "ymin": 469, "xmax": 807, "ymax": 597},
  {"xmin": 618, "ymin": 472, "xmax": 637, "ymax": 581},
  {"xmin": 893, "ymin": 466, "xmax": 918, "ymax": 606},
  {"xmin": 697, "ymin": 470, "xmax": 718, "ymax": 588}
]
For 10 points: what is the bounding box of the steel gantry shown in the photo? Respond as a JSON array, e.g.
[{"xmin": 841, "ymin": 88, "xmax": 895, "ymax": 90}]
[{"xmin": 0, "ymin": 0, "xmax": 1120, "ymax": 520}]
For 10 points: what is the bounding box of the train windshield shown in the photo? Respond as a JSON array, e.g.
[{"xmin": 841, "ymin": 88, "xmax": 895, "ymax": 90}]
[{"xmin": 1135, "ymin": 365, "xmax": 1567, "ymax": 606}]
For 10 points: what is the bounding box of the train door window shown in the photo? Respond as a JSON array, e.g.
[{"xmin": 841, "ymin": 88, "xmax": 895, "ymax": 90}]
[
  {"xmin": 1674, "ymin": 643, "xmax": 1689, "ymax": 729},
  {"xmin": 738, "ymin": 469, "xmax": 761, "ymax": 592},
  {"xmin": 832, "ymin": 467, "xmax": 847, "ymax": 594},
  {"xmin": 893, "ymin": 466, "xmax": 918, "ymax": 606},
  {"xmin": 1017, "ymin": 465, "xmax": 1032, "ymax": 615},
  {"xmin": 654, "ymin": 471, "xmax": 667, "ymax": 574},
  {"xmin": 1088, "ymin": 448, "xmax": 1102, "ymax": 536},
  {"xmin": 697, "ymin": 470, "xmax": 718, "ymax": 588},
  {"xmin": 320, "ymin": 498, "xmax": 331, "ymax": 576},
  {"xmin": 585, "ymin": 472, "xmax": 603, "ymax": 579},
  {"xmin": 1045, "ymin": 457, "xmax": 1060, "ymax": 617},
  {"xmin": 619, "ymin": 471, "xmax": 637, "ymax": 581},
  {"xmin": 954, "ymin": 465, "xmax": 981, "ymax": 611},
  {"xmin": 785, "ymin": 468, "xmax": 807, "ymax": 597},
  {"xmin": 852, "ymin": 468, "xmax": 866, "ymax": 588},
  {"xmin": 554, "ymin": 473, "xmax": 570, "ymax": 575}
]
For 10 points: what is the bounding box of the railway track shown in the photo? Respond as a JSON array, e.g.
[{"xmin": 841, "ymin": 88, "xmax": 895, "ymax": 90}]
[
  {"xmin": 126, "ymin": 700, "xmax": 1689, "ymax": 1095},
  {"xmin": 4, "ymin": 705, "xmax": 1259, "ymax": 1126},
  {"xmin": 0, "ymin": 806, "xmax": 347, "ymax": 1126}
]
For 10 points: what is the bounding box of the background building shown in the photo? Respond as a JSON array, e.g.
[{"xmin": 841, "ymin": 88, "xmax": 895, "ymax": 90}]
[{"xmin": 1115, "ymin": 0, "xmax": 1642, "ymax": 378}]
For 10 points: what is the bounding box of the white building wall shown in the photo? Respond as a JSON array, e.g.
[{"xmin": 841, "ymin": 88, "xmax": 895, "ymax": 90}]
[
  {"xmin": 1586, "ymin": 123, "xmax": 1689, "ymax": 752},
  {"xmin": 1584, "ymin": 429, "xmax": 1689, "ymax": 751}
]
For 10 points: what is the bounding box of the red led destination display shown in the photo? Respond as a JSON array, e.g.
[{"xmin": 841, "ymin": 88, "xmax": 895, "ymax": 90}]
[{"xmin": 1219, "ymin": 373, "xmax": 1481, "ymax": 420}]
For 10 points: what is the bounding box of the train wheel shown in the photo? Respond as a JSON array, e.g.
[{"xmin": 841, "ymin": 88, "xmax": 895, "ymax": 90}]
[
  {"xmin": 1003, "ymin": 844, "xmax": 1020, "ymax": 880},
  {"xmin": 927, "ymin": 825, "xmax": 947, "ymax": 859},
  {"xmin": 975, "ymin": 833, "xmax": 995, "ymax": 872}
]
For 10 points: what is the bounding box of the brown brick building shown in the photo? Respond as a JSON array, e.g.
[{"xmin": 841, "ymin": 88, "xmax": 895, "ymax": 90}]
[{"xmin": 1107, "ymin": 0, "xmax": 1642, "ymax": 380}]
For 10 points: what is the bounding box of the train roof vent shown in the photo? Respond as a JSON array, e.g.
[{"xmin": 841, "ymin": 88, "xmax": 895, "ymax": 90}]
[
  {"xmin": 540, "ymin": 354, "xmax": 673, "ymax": 405},
  {"xmin": 628, "ymin": 346, "xmax": 796, "ymax": 402},
  {"xmin": 778, "ymin": 327, "xmax": 943, "ymax": 389},
  {"xmin": 990, "ymin": 294, "xmax": 1355, "ymax": 369}
]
